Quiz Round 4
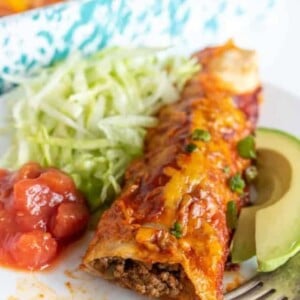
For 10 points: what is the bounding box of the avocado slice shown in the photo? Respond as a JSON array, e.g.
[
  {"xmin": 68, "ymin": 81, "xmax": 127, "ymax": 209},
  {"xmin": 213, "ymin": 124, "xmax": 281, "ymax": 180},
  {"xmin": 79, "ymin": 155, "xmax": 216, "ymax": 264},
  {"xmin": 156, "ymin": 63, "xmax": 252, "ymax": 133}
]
[
  {"xmin": 255, "ymin": 128, "xmax": 300, "ymax": 272},
  {"xmin": 232, "ymin": 128, "xmax": 300, "ymax": 269},
  {"xmin": 231, "ymin": 143, "xmax": 291, "ymax": 263}
]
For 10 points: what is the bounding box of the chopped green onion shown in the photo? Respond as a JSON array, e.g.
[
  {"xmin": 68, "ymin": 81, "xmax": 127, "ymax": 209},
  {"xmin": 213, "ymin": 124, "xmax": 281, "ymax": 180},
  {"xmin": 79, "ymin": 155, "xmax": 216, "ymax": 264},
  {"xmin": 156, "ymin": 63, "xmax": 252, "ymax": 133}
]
[
  {"xmin": 170, "ymin": 222, "xmax": 183, "ymax": 238},
  {"xmin": 245, "ymin": 166, "xmax": 258, "ymax": 182},
  {"xmin": 191, "ymin": 129, "xmax": 211, "ymax": 142},
  {"xmin": 223, "ymin": 166, "xmax": 230, "ymax": 175},
  {"xmin": 226, "ymin": 200, "xmax": 238, "ymax": 229},
  {"xmin": 185, "ymin": 143, "xmax": 198, "ymax": 153},
  {"xmin": 229, "ymin": 173, "xmax": 246, "ymax": 194},
  {"xmin": 237, "ymin": 135, "xmax": 256, "ymax": 159}
]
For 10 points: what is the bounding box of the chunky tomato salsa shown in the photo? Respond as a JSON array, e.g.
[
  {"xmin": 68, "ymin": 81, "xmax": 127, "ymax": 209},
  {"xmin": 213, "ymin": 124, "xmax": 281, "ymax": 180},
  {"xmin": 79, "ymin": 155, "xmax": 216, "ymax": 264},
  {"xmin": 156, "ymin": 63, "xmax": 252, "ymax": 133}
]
[{"xmin": 0, "ymin": 162, "xmax": 89, "ymax": 270}]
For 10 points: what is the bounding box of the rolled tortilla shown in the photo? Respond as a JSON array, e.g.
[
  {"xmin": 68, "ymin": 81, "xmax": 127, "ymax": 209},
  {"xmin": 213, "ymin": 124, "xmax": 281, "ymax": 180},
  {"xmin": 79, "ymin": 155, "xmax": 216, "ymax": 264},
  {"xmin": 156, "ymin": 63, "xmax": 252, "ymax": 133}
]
[{"xmin": 82, "ymin": 42, "xmax": 261, "ymax": 300}]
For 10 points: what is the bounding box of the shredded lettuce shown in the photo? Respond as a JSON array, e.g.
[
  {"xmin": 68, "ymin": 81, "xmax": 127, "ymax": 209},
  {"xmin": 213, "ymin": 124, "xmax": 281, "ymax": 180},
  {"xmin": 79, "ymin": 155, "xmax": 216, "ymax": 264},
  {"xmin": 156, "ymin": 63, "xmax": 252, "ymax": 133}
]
[{"xmin": 0, "ymin": 47, "xmax": 200, "ymax": 211}]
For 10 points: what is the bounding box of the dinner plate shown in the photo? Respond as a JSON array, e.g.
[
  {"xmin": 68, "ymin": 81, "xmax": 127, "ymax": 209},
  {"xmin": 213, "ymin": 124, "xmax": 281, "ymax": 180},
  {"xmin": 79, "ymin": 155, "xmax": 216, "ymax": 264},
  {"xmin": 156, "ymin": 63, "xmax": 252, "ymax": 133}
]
[{"xmin": 0, "ymin": 83, "xmax": 299, "ymax": 299}]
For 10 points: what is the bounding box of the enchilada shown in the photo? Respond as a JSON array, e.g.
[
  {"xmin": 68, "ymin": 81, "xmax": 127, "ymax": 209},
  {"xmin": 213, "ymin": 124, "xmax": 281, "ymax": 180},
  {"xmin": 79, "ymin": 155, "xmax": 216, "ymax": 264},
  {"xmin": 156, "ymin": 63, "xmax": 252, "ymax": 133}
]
[{"xmin": 82, "ymin": 42, "xmax": 261, "ymax": 300}]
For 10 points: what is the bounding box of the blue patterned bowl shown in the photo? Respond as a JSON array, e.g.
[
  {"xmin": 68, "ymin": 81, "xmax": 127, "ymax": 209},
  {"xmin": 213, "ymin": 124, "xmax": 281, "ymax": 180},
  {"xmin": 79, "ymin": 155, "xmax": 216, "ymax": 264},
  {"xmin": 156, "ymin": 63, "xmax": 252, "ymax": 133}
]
[{"xmin": 0, "ymin": 0, "xmax": 276, "ymax": 92}]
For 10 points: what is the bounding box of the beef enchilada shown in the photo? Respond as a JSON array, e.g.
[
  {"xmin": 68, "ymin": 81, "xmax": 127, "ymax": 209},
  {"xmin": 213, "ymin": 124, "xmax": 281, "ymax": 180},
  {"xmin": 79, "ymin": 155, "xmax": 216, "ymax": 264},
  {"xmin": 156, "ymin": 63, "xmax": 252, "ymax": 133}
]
[{"xmin": 82, "ymin": 42, "xmax": 261, "ymax": 300}]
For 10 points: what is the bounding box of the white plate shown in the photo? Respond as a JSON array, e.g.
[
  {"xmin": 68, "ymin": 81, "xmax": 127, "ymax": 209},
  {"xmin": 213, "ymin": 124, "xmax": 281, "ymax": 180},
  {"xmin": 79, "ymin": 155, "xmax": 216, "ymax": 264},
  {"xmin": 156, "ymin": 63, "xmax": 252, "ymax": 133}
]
[{"xmin": 0, "ymin": 83, "xmax": 299, "ymax": 300}]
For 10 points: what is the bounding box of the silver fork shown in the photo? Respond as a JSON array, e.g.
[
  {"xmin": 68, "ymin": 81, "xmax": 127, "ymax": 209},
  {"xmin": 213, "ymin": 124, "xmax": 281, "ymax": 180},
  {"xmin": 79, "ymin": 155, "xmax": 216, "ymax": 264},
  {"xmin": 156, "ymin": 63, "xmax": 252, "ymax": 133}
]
[{"xmin": 225, "ymin": 251, "xmax": 300, "ymax": 300}]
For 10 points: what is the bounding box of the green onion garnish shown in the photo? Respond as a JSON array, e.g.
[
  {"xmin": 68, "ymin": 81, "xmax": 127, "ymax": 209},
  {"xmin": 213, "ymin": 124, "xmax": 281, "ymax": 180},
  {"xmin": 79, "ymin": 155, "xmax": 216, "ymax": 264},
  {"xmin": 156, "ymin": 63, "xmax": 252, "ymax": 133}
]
[
  {"xmin": 226, "ymin": 200, "xmax": 238, "ymax": 230},
  {"xmin": 229, "ymin": 173, "xmax": 246, "ymax": 194},
  {"xmin": 191, "ymin": 129, "xmax": 211, "ymax": 142},
  {"xmin": 245, "ymin": 166, "xmax": 258, "ymax": 182},
  {"xmin": 170, "ymin": 222, "xmax": 183, "ymax": 238},
  {"xmin": 223, "ymin": 166, "xmax": 230, "ymax": 175},
  {"xmin": 237, "ymin": 135, "xmax": 256, "ymax": 159},
  {"xmin": 185, "ymin": 143, "xmax": 197, "ymax": 153}
]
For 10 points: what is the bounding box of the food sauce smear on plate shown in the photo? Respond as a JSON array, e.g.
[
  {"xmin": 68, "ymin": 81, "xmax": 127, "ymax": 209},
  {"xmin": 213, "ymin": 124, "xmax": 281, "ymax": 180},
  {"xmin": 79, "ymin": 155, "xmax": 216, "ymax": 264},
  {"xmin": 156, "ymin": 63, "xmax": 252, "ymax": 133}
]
[{"xmin": 0, "ymin": 162, "xmax": 89, "ymax": 271}]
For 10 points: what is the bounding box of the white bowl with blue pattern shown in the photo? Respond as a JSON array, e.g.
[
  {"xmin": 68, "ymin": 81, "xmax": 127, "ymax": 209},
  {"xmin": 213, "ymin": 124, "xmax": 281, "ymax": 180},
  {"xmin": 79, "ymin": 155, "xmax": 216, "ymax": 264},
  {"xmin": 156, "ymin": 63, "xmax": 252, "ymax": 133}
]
[{"xmin": 0, "ymin": 0, "xmax": 276, "ymax": 92}]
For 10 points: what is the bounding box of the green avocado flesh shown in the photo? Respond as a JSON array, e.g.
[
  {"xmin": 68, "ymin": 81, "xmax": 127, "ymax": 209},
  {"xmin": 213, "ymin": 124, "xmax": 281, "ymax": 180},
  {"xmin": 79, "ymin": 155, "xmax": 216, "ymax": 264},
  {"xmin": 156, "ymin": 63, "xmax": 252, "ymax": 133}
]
[
  {"xmin": 231, "ymin": 148, "xmax": 291, "ymax": 263},
  {"xmin": 231, "ymin": 128, "xmax": 300, "ymax": 272}
]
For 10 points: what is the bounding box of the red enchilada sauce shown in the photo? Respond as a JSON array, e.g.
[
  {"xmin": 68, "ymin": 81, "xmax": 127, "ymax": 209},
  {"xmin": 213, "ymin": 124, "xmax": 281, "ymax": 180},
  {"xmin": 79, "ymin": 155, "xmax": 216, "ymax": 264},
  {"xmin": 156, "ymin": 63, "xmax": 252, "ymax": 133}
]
[{"xmin": 0, "ymin": 162, "xmax": 89, "ymax": 270}]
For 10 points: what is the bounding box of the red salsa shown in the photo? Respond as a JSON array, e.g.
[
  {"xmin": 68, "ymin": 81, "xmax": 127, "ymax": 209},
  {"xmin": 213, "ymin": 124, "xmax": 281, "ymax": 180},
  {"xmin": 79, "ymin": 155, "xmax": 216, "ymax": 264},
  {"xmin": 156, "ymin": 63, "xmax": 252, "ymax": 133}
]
[{"xmin": 0, "ymin": 162, "xmax": 89, "ymax": 270}]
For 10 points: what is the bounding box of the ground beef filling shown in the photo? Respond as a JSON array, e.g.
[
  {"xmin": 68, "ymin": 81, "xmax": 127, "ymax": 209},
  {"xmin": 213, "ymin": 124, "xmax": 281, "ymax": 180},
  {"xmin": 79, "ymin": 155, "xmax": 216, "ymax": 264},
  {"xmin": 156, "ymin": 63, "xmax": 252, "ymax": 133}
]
[{"xmin": 93, "ymin": 257, "xmax": 185, "ymax": 298}]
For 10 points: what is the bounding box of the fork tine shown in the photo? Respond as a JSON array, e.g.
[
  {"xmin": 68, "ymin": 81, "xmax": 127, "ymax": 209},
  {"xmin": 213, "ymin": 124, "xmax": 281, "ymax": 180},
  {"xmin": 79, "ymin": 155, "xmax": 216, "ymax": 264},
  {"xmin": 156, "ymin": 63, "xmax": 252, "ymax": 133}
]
[
  {"xmin": 225, "ymin": 250, "xmax": 300, "ymax": 299},
  {"xmin": 263, "ymin": 294, "xmax": 288, "ymax": 300},
  {"xmin": 225, "ymin": 279, "xmax": 262, "ymax": 300},
  {"xmin": 236, "ymin": 286, "xmax": 275, "ymax": 300}
]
